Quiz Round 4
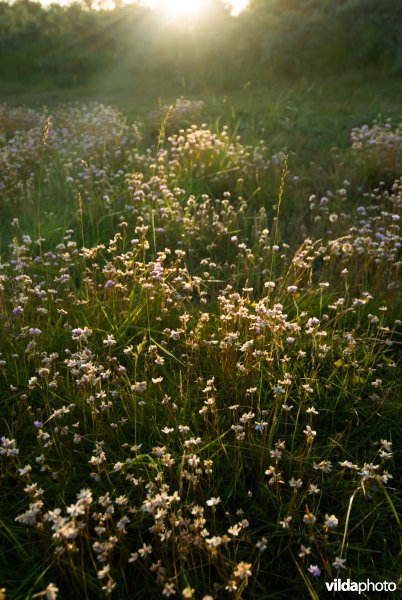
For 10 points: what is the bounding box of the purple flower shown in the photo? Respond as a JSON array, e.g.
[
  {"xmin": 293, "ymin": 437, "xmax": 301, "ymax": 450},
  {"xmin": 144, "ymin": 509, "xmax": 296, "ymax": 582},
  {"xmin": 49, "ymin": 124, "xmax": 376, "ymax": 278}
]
[
  {"xmin": 29, "ymin": 328, "xmax": 42, "ymax": 335},
  {"xmin": 308, "ymin": 565, "xmax": 321, "ymax": 577},
  {"xmin": 71, "ymin": 327, "xmax": 92, "ymax": 341}
]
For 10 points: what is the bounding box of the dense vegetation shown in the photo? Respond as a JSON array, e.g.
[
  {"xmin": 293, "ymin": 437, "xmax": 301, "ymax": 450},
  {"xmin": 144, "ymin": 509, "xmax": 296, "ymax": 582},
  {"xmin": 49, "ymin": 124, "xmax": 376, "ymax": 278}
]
[
  {"xmin": 1, "ymin": 97, "xmax": 401, "ymax": 599},
  {"xmin": 0, "ymin": 1, "xmax": 401, "ymax": 599},
  {"xmin": 1, "ymin": 0, "xmax": 402, "ymax": 91}
]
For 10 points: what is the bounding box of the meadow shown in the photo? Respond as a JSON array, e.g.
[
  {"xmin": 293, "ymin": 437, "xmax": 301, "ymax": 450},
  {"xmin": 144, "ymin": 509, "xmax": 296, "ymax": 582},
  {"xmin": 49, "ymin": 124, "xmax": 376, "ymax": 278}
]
[{"xmin": 0, "ymin": 19, "xmax": 402, "ymax": 600}]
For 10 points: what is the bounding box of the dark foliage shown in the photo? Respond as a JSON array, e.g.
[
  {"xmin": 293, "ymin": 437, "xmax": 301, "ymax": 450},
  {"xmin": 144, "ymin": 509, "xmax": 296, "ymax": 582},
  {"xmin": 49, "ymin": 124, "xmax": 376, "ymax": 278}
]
[{"xmin": 0, "ymin": 0, "xmax": 401, "ymax": 89}]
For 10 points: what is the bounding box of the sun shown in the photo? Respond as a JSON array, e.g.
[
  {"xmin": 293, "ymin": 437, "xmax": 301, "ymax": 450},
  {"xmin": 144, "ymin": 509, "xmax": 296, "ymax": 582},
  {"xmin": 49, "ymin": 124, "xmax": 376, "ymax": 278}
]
[
  {"xmin": 145, "ymin": 0, "xmax": 208, "ymax": 18},
  {"xmin": 144, "ymin": 1, "xmax": 249, "ymax": 18},
  {"xmin": 164, "ymin": 0, "xmax": 207, "ymax": 16}
]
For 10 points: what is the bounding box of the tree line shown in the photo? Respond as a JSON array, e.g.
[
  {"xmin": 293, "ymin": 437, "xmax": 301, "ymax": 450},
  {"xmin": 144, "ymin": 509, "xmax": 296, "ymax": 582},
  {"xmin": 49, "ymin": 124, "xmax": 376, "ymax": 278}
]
[{"xmin": 0, "ymin": 0, "xmax": 401, "ymax": 90}]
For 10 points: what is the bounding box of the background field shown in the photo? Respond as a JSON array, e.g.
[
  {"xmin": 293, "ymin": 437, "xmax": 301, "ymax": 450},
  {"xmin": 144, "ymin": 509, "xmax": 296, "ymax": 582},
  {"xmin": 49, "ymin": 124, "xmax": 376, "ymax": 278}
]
[
  {"xmin": 0, "ymin": 1, "xmax": 401, "ymax": 599},
  {"xmin": 2, "ymin": 72, "xmax": 402, "ymax": 247}
]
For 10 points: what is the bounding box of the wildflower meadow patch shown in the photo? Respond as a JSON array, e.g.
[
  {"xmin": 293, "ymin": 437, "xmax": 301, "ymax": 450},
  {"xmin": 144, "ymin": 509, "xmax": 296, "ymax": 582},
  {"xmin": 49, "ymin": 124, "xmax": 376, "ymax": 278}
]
[{"xmin": 0, "ymin": 101, "xmax": 401, "ymax": 599}]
